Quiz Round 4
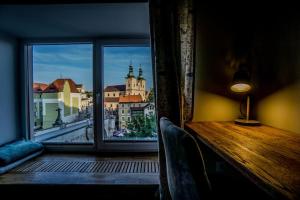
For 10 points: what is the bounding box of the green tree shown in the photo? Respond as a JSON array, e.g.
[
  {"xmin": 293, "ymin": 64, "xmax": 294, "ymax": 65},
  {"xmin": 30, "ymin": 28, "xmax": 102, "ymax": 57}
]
[
  {"xmin": 125, "ymin": 114, "xmax": 157, "ymax": 138},
  {"xmin": 127, "ymin": 121, "xmax": 134, "ymax": 131},
  {"xmin": 147, "ymin": 88, "xmax": 155, "ymax": 102}
]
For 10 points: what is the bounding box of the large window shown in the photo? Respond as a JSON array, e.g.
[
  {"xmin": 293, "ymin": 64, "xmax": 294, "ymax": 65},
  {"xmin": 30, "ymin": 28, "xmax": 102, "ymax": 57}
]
[
  {"xmin": 26, "ymin": 40, "xmax": 157, "ymax": 151},
  {"xmin": 31, "ymin": 43, "xmax": 94, "ymax": 144}
]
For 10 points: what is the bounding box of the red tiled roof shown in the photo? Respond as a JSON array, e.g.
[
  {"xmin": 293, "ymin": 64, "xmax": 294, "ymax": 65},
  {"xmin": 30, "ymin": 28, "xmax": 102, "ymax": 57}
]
[
  {"xmin": 33, "ymin": 83, "xmax": 48, "ymax": 92},
  {"xmin": 43, "ymin": 79, "xmax": 80, "ymax": 93},
  {"xmin": 119, "ymin": 95, "xmax": 143, "ymax": 103},
  {"xmin": 104, "ymin": 85, "xmax": 126, "ymax": 92},
  {"xmin": 104, "ymin": 97, "xmax": 119, "ymax": 102}
]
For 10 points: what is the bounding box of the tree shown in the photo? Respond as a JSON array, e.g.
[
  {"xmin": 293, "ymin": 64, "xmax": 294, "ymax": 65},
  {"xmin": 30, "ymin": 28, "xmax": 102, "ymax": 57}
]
[
  {"xmin": 127, "ymin": 121, "xmax": 134, "ymax": 131},
  {"xmin": 144, "ymin": 117, "xmax": 152, "ymax": 137},
  {"xmin": 147, "ymin": 88, "xmax": 155, "ymax": 102},
  {"xmin": 125, "ymin": 113, "xmax": 157, "ymax": 138}
]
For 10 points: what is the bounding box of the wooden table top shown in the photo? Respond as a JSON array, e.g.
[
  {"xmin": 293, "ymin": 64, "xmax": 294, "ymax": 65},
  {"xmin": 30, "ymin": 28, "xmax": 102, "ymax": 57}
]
[{"xmin": 185, "ymin": 121, "xmax": 300, "ymax": 200}]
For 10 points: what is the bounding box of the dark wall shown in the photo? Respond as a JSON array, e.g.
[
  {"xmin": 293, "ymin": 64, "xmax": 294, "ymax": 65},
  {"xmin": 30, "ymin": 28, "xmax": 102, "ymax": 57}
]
[
  {"xmin": 193, "ymin": 6, "xmax": 242, "ymax": 121},
  {"xmin": 193, "ymin": 5, "xmax": 300, "ymax": 133},
  {"xmin": 0, "ymin": 33, "xmax": 20, "ymax": 145},
  {"xmin": 253, "ymin": 10, "xmax": 300, "ymax": 133}
]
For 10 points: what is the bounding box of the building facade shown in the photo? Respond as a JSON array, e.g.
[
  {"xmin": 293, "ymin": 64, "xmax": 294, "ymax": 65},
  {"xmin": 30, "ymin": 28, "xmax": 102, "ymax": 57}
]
[
  {"xmin": 118, "ymin": 95, "xmax": 148, "ymax": 129},
  {"xmin": 33, "ymin": 79, "xmax": 82, "ymax": 130},
  {"xmin": 125, "ymin": 64, "xmax": 146, "ymax": 100},
  {"xmin": 103, "ymin": 64, "xmax": 155, "ymax": 135}
]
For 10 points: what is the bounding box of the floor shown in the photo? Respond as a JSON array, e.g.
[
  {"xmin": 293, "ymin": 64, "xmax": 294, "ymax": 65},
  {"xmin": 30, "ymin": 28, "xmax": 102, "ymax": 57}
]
[{"xmin": 0, "ymin": 153, "xmax": 159, "ymax": 199}]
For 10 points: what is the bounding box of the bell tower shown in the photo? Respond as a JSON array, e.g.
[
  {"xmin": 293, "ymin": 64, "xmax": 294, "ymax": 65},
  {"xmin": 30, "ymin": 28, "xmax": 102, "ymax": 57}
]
[
  {"xmin": 125, "ymin": 62, "xmax": 136, "ymax": 96},
  {"xmin": 137, "ymin": 64, "xmax": 146, "ymax": 100}
]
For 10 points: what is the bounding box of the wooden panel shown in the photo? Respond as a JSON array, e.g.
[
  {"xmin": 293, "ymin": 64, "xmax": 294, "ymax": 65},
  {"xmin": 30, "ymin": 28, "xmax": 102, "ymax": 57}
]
[{"xmin": 185, "ymin": 122, "xmax": 300, "ymax": 200}]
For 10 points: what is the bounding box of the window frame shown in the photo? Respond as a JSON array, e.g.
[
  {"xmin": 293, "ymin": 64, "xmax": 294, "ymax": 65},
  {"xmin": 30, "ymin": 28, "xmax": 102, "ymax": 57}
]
[
  {"xmin": 23, "ymin": 39, "xmax": 96, "ymax": 152},
  {"xmin": 96, "ymin": 39, "xmax": 157, "ymax": 152},
  {"xmin": 22, "ymin": 38, "xmax": 158, "ymax": 152}
]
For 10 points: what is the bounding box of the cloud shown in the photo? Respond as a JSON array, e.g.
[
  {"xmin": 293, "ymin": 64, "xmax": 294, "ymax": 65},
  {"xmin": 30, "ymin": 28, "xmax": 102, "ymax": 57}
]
[
  {"xmin": 103, "ymin": 47, "xmax": 154, "ymax": 90},
  {"xmin": 33, "ymin": 44, "xmax": 93, "ymax": 69},
  {"xmin": 33, "ymin": 45, "xmax": 153, "ymax": 91},
  {"xmin": 33, "ymin": 63, "xmax": 93, "ymax": 91}
]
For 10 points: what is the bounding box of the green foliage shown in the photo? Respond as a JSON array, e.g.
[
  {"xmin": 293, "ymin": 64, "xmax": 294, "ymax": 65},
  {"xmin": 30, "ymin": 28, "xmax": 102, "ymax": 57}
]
[
  {"xmin": 126, "ymin": 114, "xmax": 157, "ymax": 138},
  {"xmin": 147, "ymin": 88, "xmax": 155, "ymax": 102}
]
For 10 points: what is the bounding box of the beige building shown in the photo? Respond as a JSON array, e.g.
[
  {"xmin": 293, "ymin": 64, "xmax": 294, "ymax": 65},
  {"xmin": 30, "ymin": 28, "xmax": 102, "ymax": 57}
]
[
  {"xmin": 33, "ymin": 79, "xmax": 82, "ymax": 130},
  {"xmin": 118, "ymin": 95, "xmax": 147, "ymax": 129},
  {"xmin": 104, "ymin": 85, "xmax": 126, "ymax": 98},
  {"xmin": 104, "ymin": 85, "xmax": 126, "ymax": 110},
  {"xmin": 125, "ymin": 64, "xmax": 146, "ymax": 100},
  {"xmin": 76, "ymin": 84, "xmax": 93, "ymax": 110},
  {"xmin": 104, "ymin": 64, "xmax": 148, "ymax": 129}
]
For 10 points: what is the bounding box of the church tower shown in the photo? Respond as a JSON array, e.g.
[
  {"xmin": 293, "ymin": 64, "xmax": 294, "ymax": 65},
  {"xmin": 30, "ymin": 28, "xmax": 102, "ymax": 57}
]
[
  {"xmin": 137, "ymin": 64, "xmax": 146, "ymax": 100},
  {"xmin": 125, "ymin": 62, "xmax": 137, "ymax": 96}
]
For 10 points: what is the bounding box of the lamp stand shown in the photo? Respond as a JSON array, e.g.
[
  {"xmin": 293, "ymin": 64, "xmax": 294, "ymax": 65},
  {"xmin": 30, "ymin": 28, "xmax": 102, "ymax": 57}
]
[{"xmin": 235, "ymin": 95, "xmax": 261, "ymax": 126}]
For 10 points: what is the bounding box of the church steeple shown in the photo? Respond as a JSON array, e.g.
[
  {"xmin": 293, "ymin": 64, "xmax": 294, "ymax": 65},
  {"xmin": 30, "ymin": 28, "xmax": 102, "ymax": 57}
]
[
  {"xmin": 126, "ymin": 61, "xmax": 135, "ymax": 78},
  {"xmin": 137, "ymin": 64, "xmax": 145, "ymax": 80}
]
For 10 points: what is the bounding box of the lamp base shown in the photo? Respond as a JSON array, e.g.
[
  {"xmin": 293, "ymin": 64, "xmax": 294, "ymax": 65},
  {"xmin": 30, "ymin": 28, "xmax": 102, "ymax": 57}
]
[{"xmin": 234, "ymin": 119, "xmax": 261, "ymax": 126}]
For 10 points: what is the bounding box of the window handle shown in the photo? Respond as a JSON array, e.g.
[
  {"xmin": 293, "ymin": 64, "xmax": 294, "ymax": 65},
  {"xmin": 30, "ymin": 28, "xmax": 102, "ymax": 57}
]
[{"xmin": 96, "ymin": 93, "xmax": 101, "ymax": 105}]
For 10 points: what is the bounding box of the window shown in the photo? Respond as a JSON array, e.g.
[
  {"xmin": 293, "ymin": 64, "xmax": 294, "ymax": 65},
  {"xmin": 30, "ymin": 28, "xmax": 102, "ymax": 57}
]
[
  {"xmin": 103, "ymin": 44, "xmax": 157, "ymax": 142},
  {"xmin": 30, "ymin": 43, "xmax": 94, "ymax": 144},
  {"xmin": 25, "ymin": 40, "xmax": 157, "ymax": 151}
]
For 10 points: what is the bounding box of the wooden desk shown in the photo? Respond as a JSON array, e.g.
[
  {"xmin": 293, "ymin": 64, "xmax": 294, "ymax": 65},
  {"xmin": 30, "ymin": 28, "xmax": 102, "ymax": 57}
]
[{"xmin": 185, "ymin": 122, "xmax": 300, "ymax": 200}]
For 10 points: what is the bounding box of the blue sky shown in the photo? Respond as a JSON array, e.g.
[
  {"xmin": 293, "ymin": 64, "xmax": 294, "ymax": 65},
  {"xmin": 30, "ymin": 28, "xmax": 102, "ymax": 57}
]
[
  {"xmin": 104, "ymin": 46, "xmax": 153, "ymax": 90},
  {"xmin": 33, "ymin": 44, "xmax": 153, "ymax": 91}
]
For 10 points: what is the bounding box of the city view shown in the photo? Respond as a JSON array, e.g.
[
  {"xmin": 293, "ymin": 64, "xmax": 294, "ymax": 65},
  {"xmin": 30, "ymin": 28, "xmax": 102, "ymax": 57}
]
[{"xmin": 32, "ymin": 44, "xmax": 156, "ymax": 143}]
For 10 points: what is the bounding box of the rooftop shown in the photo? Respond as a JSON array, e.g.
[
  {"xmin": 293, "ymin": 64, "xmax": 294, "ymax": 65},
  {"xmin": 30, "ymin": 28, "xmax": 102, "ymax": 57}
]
[
  {"xmin": 104, "ymin": 97, "xmax": 120, "ymax": 103},
  {"xmin": 119, "ymin": 95, "xmax": 143, "ymax": 103},
  {"xmin": 33, "ymin": 83, "xmax": 48, "ymax": 93},
  {"xmin": 43, "ymin": 79, "xmax": 80, "ymax": 93},
  {"xmin": 104, "ymin": 85, "xmax": 126, "ymax": 92}
]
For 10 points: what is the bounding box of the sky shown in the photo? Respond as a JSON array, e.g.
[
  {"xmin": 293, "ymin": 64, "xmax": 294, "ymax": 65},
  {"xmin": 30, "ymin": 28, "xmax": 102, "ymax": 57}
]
[{"xmin": 33, "ymin": 44, "xmax": 153, "ymax": 92}]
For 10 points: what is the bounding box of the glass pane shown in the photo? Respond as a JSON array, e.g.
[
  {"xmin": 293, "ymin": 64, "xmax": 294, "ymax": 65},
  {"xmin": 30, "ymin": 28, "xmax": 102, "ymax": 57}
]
[
  {"xmin": 32, "ymin": 44, "xmax": 94, "ymax": 144},
  {"xmin": 103, "ymin": 46, "xmax": 157, "ymax": 141}
]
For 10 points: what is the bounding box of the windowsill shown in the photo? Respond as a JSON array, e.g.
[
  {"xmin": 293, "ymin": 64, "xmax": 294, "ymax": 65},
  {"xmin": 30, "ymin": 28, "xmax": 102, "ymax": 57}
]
[{"xmin": 0, "ymin": 153, "xmax": 159, "ymax": 199}]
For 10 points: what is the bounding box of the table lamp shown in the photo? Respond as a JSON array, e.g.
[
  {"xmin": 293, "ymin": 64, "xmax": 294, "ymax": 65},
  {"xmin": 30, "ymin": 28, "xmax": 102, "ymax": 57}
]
[{"xmin": 230, "ymin": 65, "xmax": 260, "ymax": 126}]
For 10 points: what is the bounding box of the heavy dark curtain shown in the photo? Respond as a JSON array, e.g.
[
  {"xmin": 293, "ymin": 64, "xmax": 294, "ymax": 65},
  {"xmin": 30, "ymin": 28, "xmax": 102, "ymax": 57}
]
[{"xmin": 149, "ymin": 0, "xmax": 195, "ymax": 199}]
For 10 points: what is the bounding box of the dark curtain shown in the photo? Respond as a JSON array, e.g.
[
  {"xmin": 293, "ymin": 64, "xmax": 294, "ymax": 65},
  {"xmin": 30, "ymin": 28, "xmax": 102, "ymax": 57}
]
[{"xmin": 149, "ymin": 0, "xmax": 195, "ymax": 199}]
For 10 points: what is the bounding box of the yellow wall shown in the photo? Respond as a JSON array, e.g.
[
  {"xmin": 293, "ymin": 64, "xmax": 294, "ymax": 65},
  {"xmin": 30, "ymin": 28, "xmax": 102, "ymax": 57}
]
[
  {"xmin": 43, "ymin": 102, "xmax": 59, "ymax": 129},
  {"xmin": 63, "ymin": 81, "xmax": 71, "ymax": 116},
  {"xmin": 193, "ymin": 90, "xmax": 239, "ymax": 121},
  {"xmin": 105, "ymin": 91, "xmax": 120, "ymax": 97},
  {"xmin": 257, "ymin": 81, "xmax": 300, "ymax": 133},
  {"xmin": 192, "ymin": 7, "xmax": 240, "ymax": 122},
  {"xmin": 192, "ymin": 5, "xmax": 300, "ymax": 135},
  {"xmin": 42, "ymin": 93, "xmax": 58, "ymax": 99},
  {"xmin": 72, "ymin": 97, "xmax": 79, "ymax": 114}
]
